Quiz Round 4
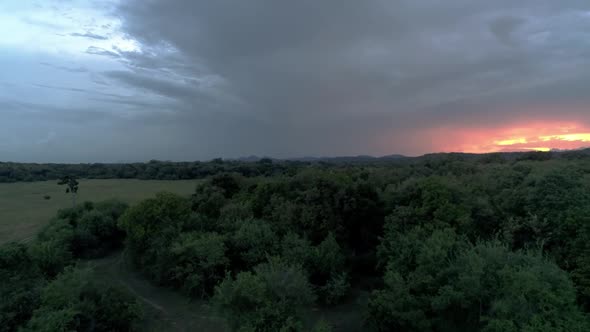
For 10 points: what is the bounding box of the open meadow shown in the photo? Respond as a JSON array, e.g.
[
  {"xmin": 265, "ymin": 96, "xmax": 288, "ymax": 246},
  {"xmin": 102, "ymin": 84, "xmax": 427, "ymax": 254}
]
[{"xmin": 0, "ymin": 179, "xmax": 199, "ymax": 244}]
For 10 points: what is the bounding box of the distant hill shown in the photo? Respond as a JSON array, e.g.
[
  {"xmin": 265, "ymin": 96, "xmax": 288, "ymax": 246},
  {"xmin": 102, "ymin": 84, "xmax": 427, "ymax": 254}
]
[
  {"xmin": 226, "ymin": 148, "xmax": 590, "ymax": 164},
  {"xmin": 230, "ymin": 154, "xmax": 407, "ymax": 163}
]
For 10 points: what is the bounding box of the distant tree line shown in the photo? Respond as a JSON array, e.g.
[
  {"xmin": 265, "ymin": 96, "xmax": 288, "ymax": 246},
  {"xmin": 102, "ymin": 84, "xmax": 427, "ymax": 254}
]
[
  {"xmin": 0, "ymin": 158, "xmax": 300, "ymax": 183},
  {"xmin": 3, "ymin": 149, "xmax": 590, "ymax": 183}
]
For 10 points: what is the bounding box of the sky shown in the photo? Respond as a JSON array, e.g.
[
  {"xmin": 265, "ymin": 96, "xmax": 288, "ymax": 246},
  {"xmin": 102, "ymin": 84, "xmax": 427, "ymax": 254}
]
[{"xmin": 1, "ymin": 0, "xmax": 590, "ymax": 162}]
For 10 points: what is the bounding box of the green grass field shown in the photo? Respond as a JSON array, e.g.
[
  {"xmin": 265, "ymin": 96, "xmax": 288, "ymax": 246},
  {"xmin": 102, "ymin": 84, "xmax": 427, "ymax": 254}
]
[{"xmin": 0, "ymin": 179, "xmax": 199, "ymax": 244}]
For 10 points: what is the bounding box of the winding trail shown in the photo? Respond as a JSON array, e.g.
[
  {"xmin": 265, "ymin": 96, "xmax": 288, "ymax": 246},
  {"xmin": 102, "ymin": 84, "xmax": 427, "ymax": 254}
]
[
  {"xmin": 87, "ymin": 252, "xmax": 227, "ymax": 332},
  {"xmin": 86, "ymin": 252, "xmax": 365, "ymax": 331}
]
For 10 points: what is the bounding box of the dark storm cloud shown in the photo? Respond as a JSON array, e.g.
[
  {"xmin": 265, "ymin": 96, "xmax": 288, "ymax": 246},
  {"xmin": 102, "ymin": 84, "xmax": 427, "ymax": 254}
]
[
  {"xmin": 110, "ymin": 0, "xmax": 590, "ymax": 156},
  {"xmin": 5, "ymin": 0, "xmax": 590, "ymax": 159}
]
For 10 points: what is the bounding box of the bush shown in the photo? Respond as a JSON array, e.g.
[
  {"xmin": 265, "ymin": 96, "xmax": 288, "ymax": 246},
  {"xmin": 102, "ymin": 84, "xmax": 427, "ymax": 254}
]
[
  {"xmin": 312, "ymin": 319, "xmax": 334, "ymax": 332},
  {"xmin": 118, "ymin": 192, "xmax": 191, "ymax": 279},
  {"xmin": 33, "ymin": 201, "xmax": 129, "ymax": 261},
  {"xmin": 210, "ymin": 173, "xmax": 243, "ymax": 198},
  {"xmin": 0, "ymin": 243, "xmax": 45, "ymax": 332},
  {"xmin": 320, "ymin": 272, "xmax": 350, "ymax": 305},
  {"xmin": 94, "ymin": 199, "xmax": 129, "ymax": 222},
  {"xmin": 72, "ymin": 210, "xmax": 123, "ymax": 257},
  {"xmin": 311, "ymin": 233, "xmax": 345, "ymax": 282},
  {"xmin": 168, "ymin": 232, "xmax": 229, "ymax": 297},
  {"xmin": 366, "ymin": 241, "xmax": 590, "ymax": 332},
  {"xmin": 213, "ymin": 257, "xmax": 315, "ymax": 331},
  {"xmin": 56, "ymin": 202, "xmax": 95, "ymax": 225},
  {"xmin": 1, "ymin": 202, "xmax": 135, "ymax": 331},
  {"xmin": 218, "ymin": 202, "xmax": 253, "ymax": 230},
  {"xmin": 366, "ymin": 268, "xmax": 430, "ymax": 332},
  {"xmin": 281, "ymin": 232, "xmax": 313, "ymax": 268},
  {"xmin": 192, "ymin": 183, "xmax": 227, "ymax": 219},
  {"xmin": 29, "ymin": 219, "xmax": 74, "ymax": 278},
  {"xmin": 231, "ymin": 219, "xmax": 279, "ymax": 267},
  {"xmin": 119, "ymin": 192, "xmax": 191, "ymax": 254},
  {"xmin": 21, "ymin": 267, "xmax": 142, "ymax": 332}
]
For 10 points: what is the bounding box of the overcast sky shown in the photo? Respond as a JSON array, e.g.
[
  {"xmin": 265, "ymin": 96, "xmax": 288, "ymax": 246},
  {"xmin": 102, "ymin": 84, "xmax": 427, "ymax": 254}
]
[{"xmin": 2, "ymin": 0, "xmax": 590, "ymax": 162}]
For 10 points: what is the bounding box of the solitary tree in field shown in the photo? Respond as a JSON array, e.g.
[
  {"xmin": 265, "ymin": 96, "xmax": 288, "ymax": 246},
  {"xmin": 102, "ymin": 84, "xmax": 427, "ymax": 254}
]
[{"xmin": 58, "ymin": 176, "xmax": 79, "ymax": 208}]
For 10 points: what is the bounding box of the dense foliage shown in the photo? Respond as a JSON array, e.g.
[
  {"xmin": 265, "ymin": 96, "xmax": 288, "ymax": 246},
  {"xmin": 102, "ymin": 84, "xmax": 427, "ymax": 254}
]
[
  {"xmin": 29, "ymin": 200, "xmax": 128, "ymax": 279},
  {"xmin": 115, "ymin": 154, "xmax": 590, "ymax": 330},
  {"xmin": 5, "ymin": 152, "xmax": 590, "ymax": 330},
  {"xmin": 212, "ymin": 257, "xmax": 316, "ymax": 332},
  {"xmin": 0, "ymin": 201, "xmax": 141, "ymax": 332},
  {"xmin": 21, "ymin": 267, "xmax": 141, "ymax": 332}
]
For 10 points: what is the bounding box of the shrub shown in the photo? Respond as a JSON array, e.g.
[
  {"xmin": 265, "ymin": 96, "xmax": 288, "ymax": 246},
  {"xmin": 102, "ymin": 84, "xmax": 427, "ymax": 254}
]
[
  {"xmin": 231, "ymin": 219, "xmax": 279, "ymax": 267},
  {"xmin": 21, "ymin": 267, "xmax": 142, "ymax": 332},
  {"xmin": 320, "ymin": 272, "xmax": 350, "ymax": 305},
  {"xmin": 119, "ymin": 192, "xmax": 191, "ymax": 254},
  {"xmin": 168, "ymin": 232, "xmax": 229, "ymax": 297},
  {"xmin": 118, "ymin": 192, "xmax": 191, "ymax": 278},
  {"xmin": 34, "ymin": 201, "xmax": 129, "ymax": 261},
  {"xmin": 366, "ymin": 241, "xmax": 590, "ymax": 332},
  {"xmin": 29, "ymin": 219, "xmax": 74, "ymax": 278},
  {"xmin": 192, "ymin": 183, "xmax": 227, "ymax": 219},
  {"xmin": 213, "ymin": 257, "xmax": 315, "ymax": 332},
  {"xmin": 0, "ymin": 243, "xmax": 45, "ymax": 332},
  {"xmin": 94, "ymin": 199, "xmax": 129, "ymax": 222}
]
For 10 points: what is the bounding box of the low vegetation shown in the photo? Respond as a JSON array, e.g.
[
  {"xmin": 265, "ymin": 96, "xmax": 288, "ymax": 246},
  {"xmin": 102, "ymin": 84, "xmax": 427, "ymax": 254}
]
[{"xmin": 1, "ymin": 202, "xmax": 142, "ymax": 331}]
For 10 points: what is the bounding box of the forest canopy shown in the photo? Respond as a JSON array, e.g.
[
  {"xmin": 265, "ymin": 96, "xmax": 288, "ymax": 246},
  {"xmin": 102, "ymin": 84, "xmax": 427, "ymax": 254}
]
[{"xmin": 3, "ymin": 152, "xmax": 590, "ymax": 330}]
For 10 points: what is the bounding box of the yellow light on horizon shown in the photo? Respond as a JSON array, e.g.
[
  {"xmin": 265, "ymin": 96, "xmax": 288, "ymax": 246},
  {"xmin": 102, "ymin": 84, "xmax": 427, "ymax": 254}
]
[
  {"xmin": 539, "ymin": 133, "xmax": 590, "ymax": 142},
  {"xmin": 422, "ymin": 121, "xmax": 590, "ymax": 154},
  {"xmin": 525, "ymin": 147, "xmax": 551, "ymax": 152},
  {"xmin": 494, "ymin": 137, "xmax": 527, "ymax": 146}
]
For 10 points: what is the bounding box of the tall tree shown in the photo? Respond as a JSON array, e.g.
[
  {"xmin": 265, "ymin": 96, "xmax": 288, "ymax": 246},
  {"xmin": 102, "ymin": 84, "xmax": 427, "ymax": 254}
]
[{"xmin": 58, "ymin": 176, "xmax": 79, "ymax": 208}]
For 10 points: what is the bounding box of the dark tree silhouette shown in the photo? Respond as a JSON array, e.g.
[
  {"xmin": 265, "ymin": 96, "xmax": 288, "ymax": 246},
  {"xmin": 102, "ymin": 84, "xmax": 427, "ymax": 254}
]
[{"xmin": 58, "ymin": 176, "xmax": 79, "ymax": 207}]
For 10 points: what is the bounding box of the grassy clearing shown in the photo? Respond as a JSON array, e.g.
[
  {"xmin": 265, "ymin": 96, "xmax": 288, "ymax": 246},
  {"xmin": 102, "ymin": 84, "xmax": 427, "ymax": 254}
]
[{"xmin": 0, "ymin": 179, "xmax": 198, "ymax": 244}]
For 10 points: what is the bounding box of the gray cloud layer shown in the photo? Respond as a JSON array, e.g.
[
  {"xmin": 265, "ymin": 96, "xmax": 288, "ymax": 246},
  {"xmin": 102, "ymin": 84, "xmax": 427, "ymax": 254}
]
[
  {"xmin": 109, "ymin": 0, "xmax": 590, "ymax": 158},
  {"xmin": 70, "ymin": 32, "xmax": 109, "ymax": 40},
  {"xmin": 3, "ymin": 1, "xmax": 590, "ymax": 162}
]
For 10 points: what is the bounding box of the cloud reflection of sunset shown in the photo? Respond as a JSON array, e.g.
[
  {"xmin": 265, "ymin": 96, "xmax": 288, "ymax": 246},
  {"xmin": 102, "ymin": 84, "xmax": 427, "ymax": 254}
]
[{"xmin": 427, "ymin": 122, "xmax": 590, "ymax": 154}]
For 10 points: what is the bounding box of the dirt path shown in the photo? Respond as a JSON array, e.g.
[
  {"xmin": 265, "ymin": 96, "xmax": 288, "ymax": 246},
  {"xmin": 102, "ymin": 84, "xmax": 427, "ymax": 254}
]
[
  {"xmin": 118, "ymin": 278, "xmax": 169, "ymax": 314},
  {"xmin": 86, "ymin": 252, "xmax": 366, "ymax": 331},
  {"xmin": 87, "ymin": 253, "xmax": 228, "ymax": 332}
]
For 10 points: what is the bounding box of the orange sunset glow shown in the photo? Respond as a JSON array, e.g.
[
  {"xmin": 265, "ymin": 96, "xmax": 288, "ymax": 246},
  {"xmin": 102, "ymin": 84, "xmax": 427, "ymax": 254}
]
[{"xmin": 427, "ymin": 122, "xmax": 590, "ymax": 154}]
